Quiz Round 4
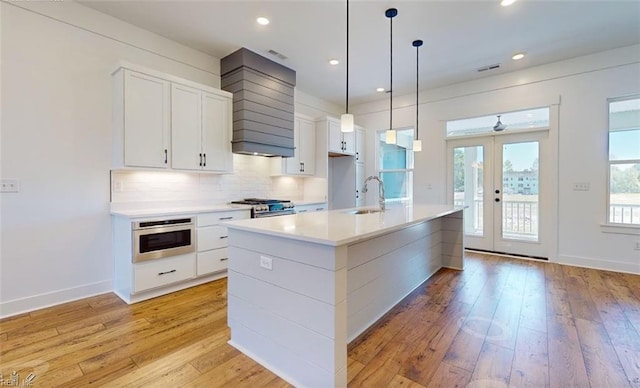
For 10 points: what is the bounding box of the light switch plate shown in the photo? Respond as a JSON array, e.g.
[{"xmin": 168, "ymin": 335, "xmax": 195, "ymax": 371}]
[
  {"xmin": 259, "ymin": 255, "xmax": 273, "ymax": 270},
  {"xmin": 1, "ymin": 179, "xmax": 20, "ymax": 193},
  {"xmin": 573, "ymin": 182, "xmax": 590, "ymax": 191}
]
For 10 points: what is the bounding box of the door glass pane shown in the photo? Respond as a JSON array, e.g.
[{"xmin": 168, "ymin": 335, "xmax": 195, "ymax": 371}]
[
  {"xmin": 453, "ymin": 146, "xmax": 484, "ymax": 236},
  {"xmin": 502, "ymin": 142, "xmax": 539, "ymax": 241}
]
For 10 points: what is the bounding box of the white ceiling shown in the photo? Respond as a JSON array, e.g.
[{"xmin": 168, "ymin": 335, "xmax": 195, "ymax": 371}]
[{"xmin": 80, "ymin": 0, "xmax": 640, "ymax": 106}]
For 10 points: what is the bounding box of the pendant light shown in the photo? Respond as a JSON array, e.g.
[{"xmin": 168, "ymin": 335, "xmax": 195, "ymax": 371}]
[
  {"xmin": 412, "ymin": 39, "xmax": 423, "ymax": 152},
  {"xmin": 340, "ymin": 0, "xmax": 354, "ymax": 132},
  {"xmin": 385, "ymin": 8, "xmax": 397, "ymax": 144}
]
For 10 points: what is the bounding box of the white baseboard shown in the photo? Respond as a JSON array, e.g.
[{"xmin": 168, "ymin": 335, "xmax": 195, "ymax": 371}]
[
  {"xmin": 0, "ymin": 280, "xmax": 113, "ymax": 319},
  {"xmin": 558, "ymin": 255, "xmax": 640, "ymax": 275}
]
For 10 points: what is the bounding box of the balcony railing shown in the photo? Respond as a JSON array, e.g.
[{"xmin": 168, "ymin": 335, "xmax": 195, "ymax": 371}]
[
  {"xmin": 609, "ymin": 204, "xmax": 640, "ymax": 225},
  {"xmin": 455, "ymin": 199, "xmax": 538, "ymax": 239}
]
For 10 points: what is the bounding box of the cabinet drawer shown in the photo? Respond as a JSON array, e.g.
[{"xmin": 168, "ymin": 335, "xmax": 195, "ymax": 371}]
[
  {"xmin": 197, "ymin": 226, "xmax": 229, "ymax": 251},
  {"xmin": 197, "ymin": 210, "xmax": 250, "ymax": 227},
  {"xmin": 296, "ymin": 203, "xmax": 328, "ymax": 213},
  {"xmin": 133, "ymin": 254, "xmax": 196, "ymax": 293},
  {"xmin": 197, "ymin": 248, "xmax": 228, "ymax": 276}
]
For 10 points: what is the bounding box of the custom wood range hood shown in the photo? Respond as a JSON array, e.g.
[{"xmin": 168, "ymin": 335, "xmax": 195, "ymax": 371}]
[{"xmin": 221, "ymin": 48, "xmax": 296, "ymax": 157}]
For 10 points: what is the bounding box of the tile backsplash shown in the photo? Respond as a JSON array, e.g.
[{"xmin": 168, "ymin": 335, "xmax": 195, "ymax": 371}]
[{"xmin": 111, "ymin": 154, "xmax": 308, "ymax": 203}]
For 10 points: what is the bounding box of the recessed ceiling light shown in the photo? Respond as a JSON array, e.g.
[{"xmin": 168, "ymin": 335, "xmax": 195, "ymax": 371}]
[
  {"xmin": 512, "ymin": 52, "xmax": 525, "ymax": 60},
  {"xmin": 329, "ymin": 59, "xmax": 340, "ymax": 65},
  {"xmin": 256, "ymin": 17, "xmax": 270, "ymax": 25},
  {"xmin": 376, "ymin": 87, "xmax": 385, "ymax": 92},
  {"xmin": 500, "ymin": 0, "xmax": 517, "ymax": 6}
]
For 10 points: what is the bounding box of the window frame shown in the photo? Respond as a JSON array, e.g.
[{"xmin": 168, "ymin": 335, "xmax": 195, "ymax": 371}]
[
  {"xmin": 375, "ymin": 127, "xmax": 415, "ymax": 202},
  {"xmin": 606, "ymin": 95, "xmax": 640, "ymax": 227}
]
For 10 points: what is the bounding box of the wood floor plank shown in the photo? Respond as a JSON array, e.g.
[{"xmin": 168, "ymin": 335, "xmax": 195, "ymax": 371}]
[
  {"xmin": 562, "ymin": 266, "xmax": 602, "ymax": 323},
  {"xmin": 0, "ymin": 327, "xmax": 58, "ymax": 354},
  {"xmin": 519, "ymin": 262, "xmax": 548, "ymax": 333},
  {"xmin": 65, "ymin": 357, "xmax": 138, "ymax": 388},
  {"xmin": 126, "ymin": 362, "xmax": 202, "ymax": 388},
  {"xmin": 547, "ymin": 315, "xmax": 590, "ymax": 388},
  {"xmin": 614, "ymin": 345, "xmax": 640, "ymax": 388},
  {"xmin": 510, "ymin": 326, "xmax": 549, "ymax": 387},
  {"xmin": 545, "ymin": 263, "xmax": 573, "ymax": 319},
  {"xmin": 574, "ymin": 317, "xmax": 631, "ymax": 387},
  {"xmin": 468, "ymin": 342, "xmax": 514, "ymax": 387},
  {"xmin": 347, "ymin": 357, "xmax": 365, "ymax": 384},
  {"xmin": 423, "ymin": 361, "xmax": 471, "ymax": 388},
  {"xmin": 388, "ymin": 374, "xmax": 427, "ymax": 388},
  {"xmin": 601, "ymin": 271, "xmax": 640, "ymax": 335}
]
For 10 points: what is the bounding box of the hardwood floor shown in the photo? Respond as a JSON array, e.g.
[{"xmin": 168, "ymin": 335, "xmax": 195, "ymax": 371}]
[{"xmin": 1, "ymin": 251, "xmax": 638, "ymax": 387}]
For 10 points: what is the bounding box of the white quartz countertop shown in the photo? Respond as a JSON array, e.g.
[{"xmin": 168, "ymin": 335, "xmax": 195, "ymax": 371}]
[
  {"xmin": 225, "ymin": 203, "xmax": 463, "ymax": 246},
  {"xmin": 110, "ymin": 201, "xmax": 251, "ymax": 218}
]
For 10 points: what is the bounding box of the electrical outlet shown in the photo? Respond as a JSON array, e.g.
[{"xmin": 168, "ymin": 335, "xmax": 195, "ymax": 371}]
[
  {"xmin": 113, "ymin": 180, "xmax": 124, "ymax": 192},
  {"xmin": 0, "ymin": 179, "xmax": 20, "ymax": 193},
  {"xmin": 259, "ymin": 255, "xmax": 273, "ymax": 270},
  {"xmin": 573, "ymin": 182, "xmax": 590, "ymax": 191}
]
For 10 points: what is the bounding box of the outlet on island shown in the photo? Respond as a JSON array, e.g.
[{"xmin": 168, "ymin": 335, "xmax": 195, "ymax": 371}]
[{"xmin": 259, "ymin": 255, "xmax": 273, "ymax": 270}]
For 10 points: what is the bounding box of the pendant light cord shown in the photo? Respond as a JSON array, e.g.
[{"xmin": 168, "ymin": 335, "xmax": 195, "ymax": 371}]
[
  {"xmin": 345, "ymin": 0, "xmax": 349, "ymax": 114},
  {"xmin": 412, "ymin": 39, "xmax": 423, "ymax": 141},
  {"xmin": 390, "ymin": 13, "xmax": 393, "ymax": 132}
]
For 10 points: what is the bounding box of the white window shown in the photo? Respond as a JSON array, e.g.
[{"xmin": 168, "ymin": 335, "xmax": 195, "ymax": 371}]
[
  {"xmin": 608, "ymin": 96, "xmax": 640, "ymax": 225},
  {"xmin": 377, "ymin": 128, "xmax": 414, "ymax": 201}
]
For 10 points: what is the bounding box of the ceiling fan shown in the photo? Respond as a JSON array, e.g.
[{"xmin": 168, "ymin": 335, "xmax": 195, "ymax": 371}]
[{"xmin": 493, "ymin": 115, "xmax": 506, "ymax": 131}]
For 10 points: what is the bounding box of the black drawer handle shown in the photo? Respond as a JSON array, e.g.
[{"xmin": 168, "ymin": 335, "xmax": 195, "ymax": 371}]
[
  {"xmin": 219, "ymin": 235, "xmax": 228, "ymax": 239},
  {"xmin": 158, "ymin": 269, "xmax": 176, "ymax": 276},
  {"xmin": 219, "ymin": 217, "xmax": 233, "ymax": 220},
  {"xmin": 220, "ymin": 258, "xmax": 228, "ymax": 261},
  {"xmin": 316, "ymin": 208, "xmax": 324, "ymax": 211}
]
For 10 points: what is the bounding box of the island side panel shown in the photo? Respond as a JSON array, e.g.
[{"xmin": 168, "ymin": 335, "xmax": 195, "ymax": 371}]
[
  {"xmin": 227, "ymin": 229, "xmax": 348, "ymax": 387},
  {"xmin": 346, "ymin": 218, "xmax": 443, "ymax": 342},
  {"xmin": 441, "ymin": 209, "xmax": 465, "ymax": 270}
]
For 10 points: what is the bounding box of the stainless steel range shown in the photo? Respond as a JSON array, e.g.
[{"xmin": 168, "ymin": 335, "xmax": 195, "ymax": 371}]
[{"xmin": 230, "ymin": 198, "xmax": 295, "ymax": 218}]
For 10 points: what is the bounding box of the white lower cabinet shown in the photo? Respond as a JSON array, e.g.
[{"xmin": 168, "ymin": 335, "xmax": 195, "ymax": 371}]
[
  {"xmin": 295, "ymin": 203, "xmax": 328, "ymax": 213},
  {"xmin": 133, "ymin": 254, "xmax": 196, "ymax": 293},
  {"xmin": 196, "ymin": 209, "xmax": 250, "ymax": 276}
]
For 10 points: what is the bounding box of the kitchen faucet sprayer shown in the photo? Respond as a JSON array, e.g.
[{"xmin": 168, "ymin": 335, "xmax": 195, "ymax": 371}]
[{"xmin": 362, "ymin": 176, "xmax": 386, "ymax": 211}]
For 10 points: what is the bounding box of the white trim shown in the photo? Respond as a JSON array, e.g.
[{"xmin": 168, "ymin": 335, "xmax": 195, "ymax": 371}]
[
  {"xmin": 445, "ymin": 126, "xmax": 550, "ymax": 142},
  {"xmin": 0, "ymin": 280, "xmax": 112, "ymax": 319},
  {"xmin": 600, "ymin": 223, "xmax": 640, "ymax": 235},
  {"xmin": 558, "ymin": 255, "xmax": 640, "ymax": 275}
]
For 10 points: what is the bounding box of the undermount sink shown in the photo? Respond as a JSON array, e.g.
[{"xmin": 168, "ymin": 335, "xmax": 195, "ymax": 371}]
[{"xmin": 346, "ymin": 209, "xmax": 383, "ymax": 215}]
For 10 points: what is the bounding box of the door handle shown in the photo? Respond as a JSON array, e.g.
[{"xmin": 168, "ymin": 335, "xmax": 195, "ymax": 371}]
[
  {"xmin": 495, "ymin": 189, "xmax": 500, "ymax": 194},
  {"xmin": 495, "ymin": 198, "xmax": 500, "ymax": 202}
]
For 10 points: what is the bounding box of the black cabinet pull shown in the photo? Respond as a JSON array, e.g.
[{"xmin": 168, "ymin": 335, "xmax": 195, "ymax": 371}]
[
  {"xmin": 220, "ymin": 258, "xmax": 228, "ymax": 261},
  {"xmin": 219, "ymin": 216, "xmax": 233, "ymax": 220},
  {"xmin": 199, "ymin": 153, "xmax": 203, "ymax": 166},
  {"xmin": 219, "ymin": 235, "xmax": 228, "ymax": 239},
  {"xmin": 203, "ymin": 153, "xmax": 207, "ymax": 167},
  {"xmin": 356, "ymin": 152, "xmax": 359, "ymax": 160},
  {"xmin": 164, "ymin": 149, "xmax": 168, "ymax": 164},
  {"xmin": 158, "ymin": 269, "xmax": 176, "ymax": 276},
  {"xmin": 301, "ymin": 162, "xmax": 305, "ymax": 172}
]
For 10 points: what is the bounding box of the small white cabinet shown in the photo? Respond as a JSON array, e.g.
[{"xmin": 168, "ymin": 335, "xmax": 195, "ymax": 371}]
[
  {"xmin": 172, "ymin": 84, "xmax": 233, "ymax": 172},
  {"xmin": 114, "ymin": 69, "xmax": 171, "ymax": 168},
  {"xmin": 272, "ymin": 114, "xmax": 316, "ymax": 176},
  {"xmin": 326, "ymin": 117, "xmax": 355, "ymax": 156}
]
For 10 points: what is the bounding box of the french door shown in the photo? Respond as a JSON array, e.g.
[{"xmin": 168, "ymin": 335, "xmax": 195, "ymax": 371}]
[{"xmin": 446, "ymin": 130, "xmax": 554, "ymax": 259}]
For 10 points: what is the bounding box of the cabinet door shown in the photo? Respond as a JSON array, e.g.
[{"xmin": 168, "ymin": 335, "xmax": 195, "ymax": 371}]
[
  {"xmin": 298, "ymin": 118, "xmax": 315, "ymax": 175},
  {"xmin": 355, "ymin": 163, "xmax": 365, "ymax": 207},
  {"xmin": 284, "ymin": 118, "xmax": 302, "ymax": 174},
  {"xmin": 343, "ymin": 130, "xmax": 355, "ymax": 155},
  {"xmin": 355, "ymin": 127, "xmax": 365, "ymax": 162},
  {"xmin": 327, "ymin": 119, "xmax": 343, "ymax": 154},
  {"xmin": 123, "ymin": 70, "xmax": 170, "ymax": 168},
  {"xmin": 171, "ymin": 84, "xmax": 202, "ymax": 170},
  {"xmin": 202, "ymin": 92, "xmax": 232, "ymax": 172}
]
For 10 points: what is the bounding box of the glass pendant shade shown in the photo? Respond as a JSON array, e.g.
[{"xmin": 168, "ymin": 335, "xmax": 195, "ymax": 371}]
[
  {"xmin": 385, "ymin": 129, "xmax": 397, "ymax": 144},
  {"xmin": 341, "ymin": 113, "xmax": 354, "ymax": 133},
  {"xmin": 413, "ymin": 139, "xmax": 422, "ymax": 152}
]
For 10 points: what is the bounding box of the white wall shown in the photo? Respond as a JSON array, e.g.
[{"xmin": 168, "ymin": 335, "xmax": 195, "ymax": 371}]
[
  {"xmin": 0, "ymin": 1, "xmax": 337, "ymax": 317},
  {"xmin": 353, "ymin": 45, "xmax": 640, "ymax": 274}
]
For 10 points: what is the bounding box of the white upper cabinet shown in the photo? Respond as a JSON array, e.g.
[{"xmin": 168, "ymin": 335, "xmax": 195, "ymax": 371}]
[
  {"xmin": 172, "ymin": 84, "xmax": 232, "ymax": 172},
  {"xmin": 274, "ymin": 114, "xmax": 316, "ymax": 176},
  {"xmin": 113, "ymin": 63, "xmax": 233, "ymax": 172},
  {"xmin": 327, "ymin": 117, "xmax": 355, "ymax": 156},
  {"xmin": 118, "ymin": 69, "xmax": 170, "ymax": 168}
]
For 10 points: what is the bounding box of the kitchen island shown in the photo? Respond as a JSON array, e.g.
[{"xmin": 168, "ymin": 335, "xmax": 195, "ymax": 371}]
[{"xmin": 225, "ymin": 203, "xmax": 464, "ymax": 387}]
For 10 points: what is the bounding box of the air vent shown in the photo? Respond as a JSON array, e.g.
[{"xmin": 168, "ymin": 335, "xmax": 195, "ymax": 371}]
[
  {"xmin": 267, "ymin": 49, "xmax": 288, "ymax": 61},
  {"xmin": 477, "ymin": 63, "xmax": 501, "ymax": 72}
]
